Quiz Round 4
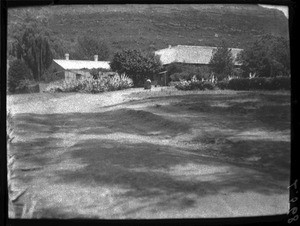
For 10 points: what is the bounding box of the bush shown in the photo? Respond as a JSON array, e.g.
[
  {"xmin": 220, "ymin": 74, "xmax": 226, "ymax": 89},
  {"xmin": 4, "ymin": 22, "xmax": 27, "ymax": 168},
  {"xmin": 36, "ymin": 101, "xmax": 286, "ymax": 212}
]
[
  {"xmin": 174, "ymin": 80, "xmax": 192, "ymax": 90},
  {"xmin": 248, "ymin": 77, "xmax": 267, "ymax": 90},
  {"xmin": 216, "ymin": 80, "xmax": 229, "ymax": 90},
  {"xmin": 227, "ymin": 78, "xmax": 251, "ymax": 90},
  {"xmin": 42, "ymin": 69, "xmax": 64, "ymax": 82},
  {"xmin": 16, "ymin": 79, "xmax": 40, "ymax": 93},
  {"xmin": 46, "ymin": 73, "xmax": 133, "ymax": 93},
  {"xmin": 202, "ymin": 81, "xmax": 216, "ymax": 90},
  {"xmin": 195, "ymin": 66, "xmax": 211, "ymax": 81},
  {"xmin": 175, "ymin": 79, "xmax": 215, "ymax": 91},
  {"xmin": 227, "ymin": 77, "xmax": 290, "ymax": 91},
  {"xmin": 265, "ymin": 76, "xmax": 291, "ymax": 90},
  {"xmin": 189, "ymin": 80, "xmax": 204, "ymax": 90},
  {"xmin": 7, "ymin": 59, "xmax": 33, "ymax": 93}
]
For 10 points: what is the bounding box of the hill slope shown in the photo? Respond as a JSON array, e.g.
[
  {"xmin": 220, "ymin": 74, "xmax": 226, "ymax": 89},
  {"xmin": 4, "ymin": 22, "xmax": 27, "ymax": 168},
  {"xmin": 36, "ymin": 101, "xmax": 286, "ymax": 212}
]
[{"xmin": 8, "ymin": 4, "xmax": 289, "ymax": 56}]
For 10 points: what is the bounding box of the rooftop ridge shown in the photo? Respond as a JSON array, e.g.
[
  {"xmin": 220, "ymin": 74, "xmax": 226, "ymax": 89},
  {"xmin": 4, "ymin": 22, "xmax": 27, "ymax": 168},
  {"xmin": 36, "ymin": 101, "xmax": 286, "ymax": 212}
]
[{"xmin": 54, "ymin": 59, "xmax": 110, "ymax": 62}]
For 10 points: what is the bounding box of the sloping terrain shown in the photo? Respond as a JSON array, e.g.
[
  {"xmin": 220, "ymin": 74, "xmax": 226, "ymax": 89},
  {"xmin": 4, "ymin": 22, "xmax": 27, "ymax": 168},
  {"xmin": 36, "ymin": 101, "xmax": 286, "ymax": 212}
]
[
  {"xmin": 7, "ymin": 88, "xmax": 290, "ymax": 218},
  {"xmin": 7, "ymin": 4, "xmax": 288, "ymax": 54}
]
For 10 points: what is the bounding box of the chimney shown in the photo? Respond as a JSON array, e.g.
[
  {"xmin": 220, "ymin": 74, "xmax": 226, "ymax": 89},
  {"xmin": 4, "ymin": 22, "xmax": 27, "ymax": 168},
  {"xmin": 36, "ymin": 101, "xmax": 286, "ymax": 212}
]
[
  {"xmin": 94, "ymin": 55, "xmax": 98, "ymax": 61},
  {"xmin": 65, "ymin": 53, "xmax": 69, "ymax": 60}
]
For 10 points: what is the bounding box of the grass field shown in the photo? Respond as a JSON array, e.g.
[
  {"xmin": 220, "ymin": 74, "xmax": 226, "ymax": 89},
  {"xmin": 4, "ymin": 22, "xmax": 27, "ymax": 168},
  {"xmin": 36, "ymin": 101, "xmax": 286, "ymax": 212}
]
[{"xmin": 7, "ymin": 87, "xmax": 290, "ymax": 218}]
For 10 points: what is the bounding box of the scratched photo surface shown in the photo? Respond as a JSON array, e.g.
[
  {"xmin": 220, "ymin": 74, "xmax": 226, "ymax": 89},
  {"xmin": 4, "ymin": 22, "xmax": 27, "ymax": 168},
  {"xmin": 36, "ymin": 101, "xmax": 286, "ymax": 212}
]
[{"xmin": 7, "ymin": 4, "xmax": 290, "ymax": 219}]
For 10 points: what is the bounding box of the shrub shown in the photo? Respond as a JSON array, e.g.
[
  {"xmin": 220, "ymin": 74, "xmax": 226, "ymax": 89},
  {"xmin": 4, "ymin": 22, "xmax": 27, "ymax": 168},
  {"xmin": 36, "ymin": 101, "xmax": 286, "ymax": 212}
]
[
  {"xmin": 46, "ymin": 73, "xmax": 133, "ymax": 93},
  {"xmin": 42, "ymin": 69, "xmax": 64, "ymax": 82},
  {"xmin": 174, "ymin": 80, "xmax": 192, "ymax": 90},
  {"xmin": 7, "ymin": 59, "xmax": 33, "ymax": 93},
  {"xmin": 227, "ymin": 77, "xmax": 290, "ymax": 91},
  {"xmin": 248, "ymin": 77, "xmax": 267, "ymax": 90},
  {"xmin": 227, "ymin": 78, "xmax": 251, "ymax": 90},
  {"xmin": 195, "ymin": 66, "xmax": 211, "ymax": 81},
  {"xmin": 175, "ymin": 79, "xmax": 215, "ymax": 91},
  {"xmin": 265, "ymin": 76, "xmax": 290, "ymax": 90},
  {"xmin": 189, "ymin": 80, "xmax": 204, "ymax": 90},
  {"xmin": 202, "ymin": 81, "xmax": 216, "ymax": 90},
  {"xmin": 216, "ymin": 80, "xmax": 229, "ymax": 90},
  {"xmin": 16, "ymin": 79, "xmax": 40, "ymax": 93}
]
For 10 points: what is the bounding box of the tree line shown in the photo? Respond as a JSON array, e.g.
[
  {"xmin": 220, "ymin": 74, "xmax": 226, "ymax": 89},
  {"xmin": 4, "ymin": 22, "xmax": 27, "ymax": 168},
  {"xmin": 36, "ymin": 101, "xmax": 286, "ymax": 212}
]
[{"xmin": 209, "ymin": 35, "xmax": 290, "ymax": 80}]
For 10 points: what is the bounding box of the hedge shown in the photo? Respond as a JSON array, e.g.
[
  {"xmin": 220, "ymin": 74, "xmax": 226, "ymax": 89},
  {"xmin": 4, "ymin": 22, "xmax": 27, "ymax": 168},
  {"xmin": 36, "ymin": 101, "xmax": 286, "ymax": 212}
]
[
  {"xmin": 175, "ymin": 77, "xmax": 290, "ymax": 91},
  {"xmin": 175, "ymin": 80, "xmax": 216, "ymax": 91},
  {"xmin": 226, "ymin": 77, "xmax": 290, "ymax": 91}
]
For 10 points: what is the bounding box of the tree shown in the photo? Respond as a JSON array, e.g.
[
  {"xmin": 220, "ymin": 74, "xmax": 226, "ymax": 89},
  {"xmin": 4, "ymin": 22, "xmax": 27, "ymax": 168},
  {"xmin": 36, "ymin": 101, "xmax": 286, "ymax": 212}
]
[
  {"xmin": 110, "ymin": 49, "xmax": 162, "ymax": 86},
  {"xmin": 72, "ymin": 36, "xmax": 110, "ymax": 60},
  {"xmin": 8, "ymin": 21, "xmax": 53, "ymax": 81},
  {"xmin": 8, "ymin": 59, "xmax": 33, "ymax": 93},
  {"xmin": 209, "ymin": 41, "xmax": 234, "ymax": 80},
  {"xmin": 237, "ymin": 34, "xmax": 290, "ymax": 77}
]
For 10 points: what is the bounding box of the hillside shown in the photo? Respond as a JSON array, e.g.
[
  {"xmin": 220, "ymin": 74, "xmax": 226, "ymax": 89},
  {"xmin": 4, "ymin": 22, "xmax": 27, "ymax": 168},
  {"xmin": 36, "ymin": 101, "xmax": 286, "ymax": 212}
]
[{"xmin": 8, "ymin": 4, "xmax": 289, "ymax": 57}]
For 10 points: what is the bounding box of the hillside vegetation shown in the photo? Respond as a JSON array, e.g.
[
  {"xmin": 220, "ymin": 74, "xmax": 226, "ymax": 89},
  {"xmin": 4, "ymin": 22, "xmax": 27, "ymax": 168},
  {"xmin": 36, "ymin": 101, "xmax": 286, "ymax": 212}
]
[{"xmin": 8, "ymin": 4, "xmax": 288, "ymax": 57}]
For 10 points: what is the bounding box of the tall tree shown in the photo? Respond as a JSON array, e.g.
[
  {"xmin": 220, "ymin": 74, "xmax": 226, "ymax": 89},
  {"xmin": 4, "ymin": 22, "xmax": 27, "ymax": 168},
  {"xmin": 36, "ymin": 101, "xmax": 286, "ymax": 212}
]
[
  {"xmin": 7, "ymin": 59, "xmax": 32, "ymax": 93},
  {"xmin": 237, "ymin": 34, "xmax": 290, "ymax": 77},
  {"xmin": 209, "ymin": 41, "xmax": 234, "ymax": 80},
  {"xmin": 110, "ymin": 49, "xmax": 162, "ymax": 86},
  {"xmin": 8, "ymin": 17, "xmax": 54, "ymax": 81}
]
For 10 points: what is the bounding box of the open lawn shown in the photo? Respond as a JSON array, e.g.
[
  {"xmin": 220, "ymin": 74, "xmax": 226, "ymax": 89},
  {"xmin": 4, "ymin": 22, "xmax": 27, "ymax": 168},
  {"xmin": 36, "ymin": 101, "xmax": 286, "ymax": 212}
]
[{"xmin": 7, "ymin": 87, "xmax": 290, "ymax": 218}]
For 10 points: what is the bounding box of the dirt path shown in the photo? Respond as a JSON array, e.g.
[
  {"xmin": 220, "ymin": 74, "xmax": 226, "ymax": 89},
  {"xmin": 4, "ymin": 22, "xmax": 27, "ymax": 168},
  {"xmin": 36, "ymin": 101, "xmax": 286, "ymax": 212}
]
[{"xmin": 7, "ymin": 88, "xmax": 290, "ymax": 218}]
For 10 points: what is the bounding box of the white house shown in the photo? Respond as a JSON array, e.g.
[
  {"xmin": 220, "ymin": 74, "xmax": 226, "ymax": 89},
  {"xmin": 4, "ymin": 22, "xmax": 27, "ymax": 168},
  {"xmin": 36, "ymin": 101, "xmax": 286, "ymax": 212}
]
[{"xmin": 48, "ymin": 54, "xmax": 111, "ymax": 81}]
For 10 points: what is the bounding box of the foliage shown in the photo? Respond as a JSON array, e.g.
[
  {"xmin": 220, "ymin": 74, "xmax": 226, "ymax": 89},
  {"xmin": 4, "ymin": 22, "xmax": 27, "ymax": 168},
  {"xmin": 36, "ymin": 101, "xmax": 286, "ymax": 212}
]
[
  {"xmin": 195, "ymin": 66, "xmax": 212, "ymax": 81},
  {"xmin": 8, "ymin": 20, "xmax": 54, "ymax": 81},
  {"xmin": 7, "ymin": 59, "xmax": 33, "ymax": 93},
  {"xmin": 209, "ymin": 41, "xmax": 234, "ymax": 80},
  {"xmin": 110, "ymin": 49, "xmax": 162, "ymax": 86},
  {"xmin": 202, "ymin": 81, "xmax": 216, "ymax": 90},
  {"xmin": 46, "ymin": 74, "xmax": 133, "ymax": 93},
  {"xmin": 264, "ymin": 76, "xmax": 291, "ymax": 90},
  {"xmin": 227, "ymin": 77, "xmax": 290, "ymax": 90},
  {"xmin": 237, "ymin": 34, "xmax": 290, "ymax": 77},
  {"xmin": 88, "ymin": 68, "xmax": 111, "ymax": 79},
  {"xmin": 41, "ymin": 69, "xmax": 64, "ymax": 82},
  {"xmin": 16, "ymin": 79, "xmax": 40, "ymax": 93},
  {"xmin": 72, "ymin": 35, "xmax": 110, "ymax": 60},
  {"xmin": 175, "ymin": 77, "xmax": 216, "ymax": 91},
  {"xmin": 216, "ymin": 80, "xmax": 229, "ymax": 90},
  {"xmin": 174, "ymin": 80, "xmax": 192, "ymax": 90},
  {"xmin": 227, "ymin": 78, "xmax": 251, "ymax": 90},
  {"xmin": 167, "ymin": 64, "xmax": 212, "ymax": 82}
]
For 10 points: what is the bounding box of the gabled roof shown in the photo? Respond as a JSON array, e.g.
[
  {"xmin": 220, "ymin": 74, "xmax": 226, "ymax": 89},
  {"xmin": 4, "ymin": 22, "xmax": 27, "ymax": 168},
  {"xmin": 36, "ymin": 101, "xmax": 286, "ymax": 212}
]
[
  {"xmin": 53, "ymin": 59, "xmax": 111, "ymax": 70},
  {"xmin": 155, "ymin": 45, "xmax": 243, "ymax": 65}
]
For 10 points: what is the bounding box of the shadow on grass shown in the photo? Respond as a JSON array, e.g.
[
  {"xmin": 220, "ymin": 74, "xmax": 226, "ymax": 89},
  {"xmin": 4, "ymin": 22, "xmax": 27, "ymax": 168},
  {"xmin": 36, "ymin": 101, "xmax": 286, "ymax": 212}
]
[
  {"xmin": 54, "ymin": 139, "xmax": 288, "ymax": 204},
  {"xmin": 14, "ymin": 108, "xmax": 190, "ymax": 137},
  {"xmin": 9, "ymin": 91, "xmax": 290, "ymax": 217}
]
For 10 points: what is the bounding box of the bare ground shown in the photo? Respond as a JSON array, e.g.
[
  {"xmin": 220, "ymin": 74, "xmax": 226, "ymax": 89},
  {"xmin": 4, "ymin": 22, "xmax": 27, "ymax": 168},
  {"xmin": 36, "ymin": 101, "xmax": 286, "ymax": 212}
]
[{"xmin": 7, "ymin": 87, "xmax": 290, "ymax": 218}]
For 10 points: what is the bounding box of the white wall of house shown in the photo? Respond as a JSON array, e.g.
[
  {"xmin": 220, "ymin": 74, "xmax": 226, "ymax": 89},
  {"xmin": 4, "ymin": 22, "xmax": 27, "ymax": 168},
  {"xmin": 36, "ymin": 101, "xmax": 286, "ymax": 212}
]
[{"xmin": 64, "ymin": 70, "xmax": 92, "ymax": 81}]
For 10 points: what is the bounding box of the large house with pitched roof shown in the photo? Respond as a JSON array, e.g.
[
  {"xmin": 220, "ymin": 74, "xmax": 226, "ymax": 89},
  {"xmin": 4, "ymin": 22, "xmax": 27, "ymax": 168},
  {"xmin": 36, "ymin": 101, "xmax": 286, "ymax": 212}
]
[
  {"xmin": 155, "ymin": 45, "xmax": 243, "ymax": 66},
  {"xmin": 153, "ymin": 45, "xmax": 243, "ymax": 85},
  {"xmin": 48, "ymin": 54, "xmax": 111, "ymax": 81}
]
